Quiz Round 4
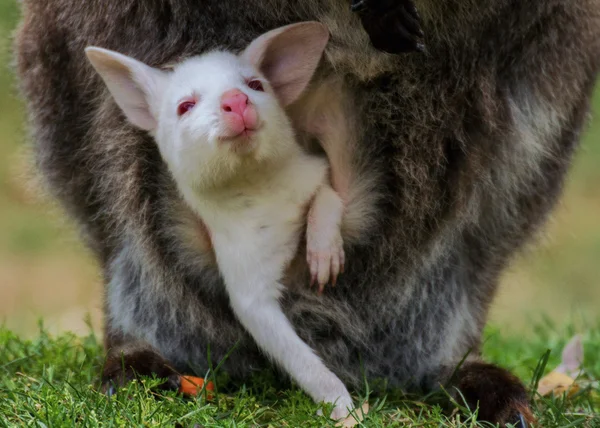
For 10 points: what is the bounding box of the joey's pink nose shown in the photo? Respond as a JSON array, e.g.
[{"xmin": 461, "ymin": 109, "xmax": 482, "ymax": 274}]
[
  {"xmin": 221, "ymin": 90, "xmax": 249, "ymax": 117},
  {"xmin": 220, "ymin": 89, "xmax": 259, "ymax": 138}
]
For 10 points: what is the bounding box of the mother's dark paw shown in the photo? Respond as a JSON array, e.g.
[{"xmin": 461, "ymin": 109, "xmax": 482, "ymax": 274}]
[
  {"xmin": 351, "ymin": 0, "xmax": 425, "ymax": 54},
  {"xmin": 451, "ymin": 362, "xmax": 536, "ymax": 427},
  {"xmin": 101, "ymin": 344, "xmax": 181, "ymax": 394}
]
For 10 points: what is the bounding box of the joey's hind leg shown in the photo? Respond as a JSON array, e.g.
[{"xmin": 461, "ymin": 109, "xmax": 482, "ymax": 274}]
[
  {"xmin": 438, "ymin": 361, "xmax": 535, "ymax": 427},
  {"xmin": 101, "ymin": 342, "xmax": 180, "ymax": 395},
  {"xmin": 291, "ymin": 78, "xmax": 354, "ymax": 204},
  {"xmin": 307, "ymin": 184, "xmax": 345, "ymax": 293}
]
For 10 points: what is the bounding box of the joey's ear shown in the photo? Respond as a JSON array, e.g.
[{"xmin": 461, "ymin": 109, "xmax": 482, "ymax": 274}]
[
  {"xmin": 85, "ymin": 47, "xmax": 168, "ymax": 131},
  {"xmin": 241, "ymin": 22, "xmax": 329, "ymax": 106}
]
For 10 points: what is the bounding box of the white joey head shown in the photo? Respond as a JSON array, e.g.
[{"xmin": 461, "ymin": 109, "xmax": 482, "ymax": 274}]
[{"xmin": 85, "ymin": 22, "xmax": 329, "ymax": 192}]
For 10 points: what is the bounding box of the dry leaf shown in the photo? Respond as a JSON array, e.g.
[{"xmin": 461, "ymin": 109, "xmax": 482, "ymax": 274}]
[
  {"xmin": 537, "ymin": 371, "xmax": 579, "ymax": 397},
  {"xmin": 536, "ymin": 335, "xmax": 583, "ymax": 397}
]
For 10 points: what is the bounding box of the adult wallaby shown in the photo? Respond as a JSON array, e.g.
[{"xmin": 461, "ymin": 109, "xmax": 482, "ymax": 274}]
[{"xmin": 14, "ymin": 0, "xmax": 600, "ymax": 426}]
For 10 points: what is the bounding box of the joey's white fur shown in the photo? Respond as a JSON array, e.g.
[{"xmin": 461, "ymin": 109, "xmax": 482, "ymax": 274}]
[{"xmin": 86, "ymin": 22, "xmax": 353, "ymax": 419}]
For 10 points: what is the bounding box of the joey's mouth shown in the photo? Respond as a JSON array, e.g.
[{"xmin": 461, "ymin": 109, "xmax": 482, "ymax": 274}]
[
  {"xmin": 217, "ymin": 125, "xmax": 262, "ymax": 155},
  {"xmin": 218, "ymin": 124, "xmax": 262, "ymax": 142},
  {"xmin": 222, "ymin": 129, "xmax": 256, "ymax": 140}
]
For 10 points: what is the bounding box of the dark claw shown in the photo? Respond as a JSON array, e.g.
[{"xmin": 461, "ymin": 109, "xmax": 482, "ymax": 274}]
[
  {"xmin": 350, "ymin": 0, "xmax": 367, "ymax": 12},
  {"xmin": 515, "ymin": 413, "xmax": 528, "ymax": 428},
  {"xmin": 351, "ymin": 0, "xmax": 425, "ymax": 54},
  {"xmin": 105, "ymin": 384, "xmax": 117, "ymax": 397},
  {"xmin": 404, "ymin": 1, "xmax": 419, "ymax": 19},
  {"xmin": 398, "ymin": 3, "xmax": 424, "ymax": 37}
]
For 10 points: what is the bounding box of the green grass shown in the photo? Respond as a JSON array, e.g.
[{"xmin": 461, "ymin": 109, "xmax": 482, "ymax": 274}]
[{"xmin": 1, "ymin": 323, "xmax": 598, "ymax": 427}]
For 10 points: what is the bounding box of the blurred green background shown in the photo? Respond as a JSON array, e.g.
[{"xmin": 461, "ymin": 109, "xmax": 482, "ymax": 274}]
[{"xmin": 0, "ymin": 1, "xmax": 598, "ymax": 337}]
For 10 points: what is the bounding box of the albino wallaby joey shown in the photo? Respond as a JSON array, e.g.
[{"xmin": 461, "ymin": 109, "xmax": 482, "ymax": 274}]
[
  {"xmin": 14, "ymin": 0, "xmax": 600, "ymax": 426},
  {"xmin": 85, "ymin": 23, "xmax": 353, "ymax": 418}
]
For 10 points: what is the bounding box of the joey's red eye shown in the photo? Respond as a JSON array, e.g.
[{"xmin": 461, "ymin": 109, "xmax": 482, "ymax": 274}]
[
  {"xmin": 177, "ymin": 100, "xmax": 196, "ymax": 116},
  {"xmin": 247, "ymin": 79, "xmax": 264, "ymax": 92}
]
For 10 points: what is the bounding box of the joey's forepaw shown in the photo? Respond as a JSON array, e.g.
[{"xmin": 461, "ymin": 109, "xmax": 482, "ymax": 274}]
[
  {"xmin": 307, "ymin": 230, "xmax": 345, "ymax": 294},
  {"xmin": 352, "ymin": 0, "xmax": 425, "ymax": 54},
  {"xmin": 316, "ymin": 394, "xmax": 355, "ymax": 422}
]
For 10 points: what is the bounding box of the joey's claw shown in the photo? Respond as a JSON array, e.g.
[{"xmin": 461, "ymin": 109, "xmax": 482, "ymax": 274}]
[
  {"xmin": 330, "ymin": 250, "xmax": 342, "ymax": 287},
  {"xmin": 309, "ymin": 257, "xmax": 317, "ymax": 287},
  {"xmin": 308, "ymin": 244, "xmax": 345, "ymax": 293},
  {"xmin": 317, "ymin": 254, "xmax": 331, "ymax": 289}
]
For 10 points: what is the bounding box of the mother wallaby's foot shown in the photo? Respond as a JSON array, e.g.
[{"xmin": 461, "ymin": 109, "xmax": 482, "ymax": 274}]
[
  {"xmin": 101, "ymin": 343, "xmax": 181, "ymax": 395},
  {"xmin": 446, "ymin": 361, "xmax": 535, "ymax": 427}
]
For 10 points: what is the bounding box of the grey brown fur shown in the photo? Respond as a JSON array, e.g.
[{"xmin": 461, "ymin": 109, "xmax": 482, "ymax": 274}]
[{"xmin": 14, "ymin": 0, "xmax": 600, "ymax": 424}]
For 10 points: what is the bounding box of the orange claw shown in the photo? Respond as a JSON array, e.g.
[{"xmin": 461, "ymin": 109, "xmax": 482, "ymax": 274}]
[{"xmin": 179, "ymin": 375, "xmax": 214, "ymax": 399}]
